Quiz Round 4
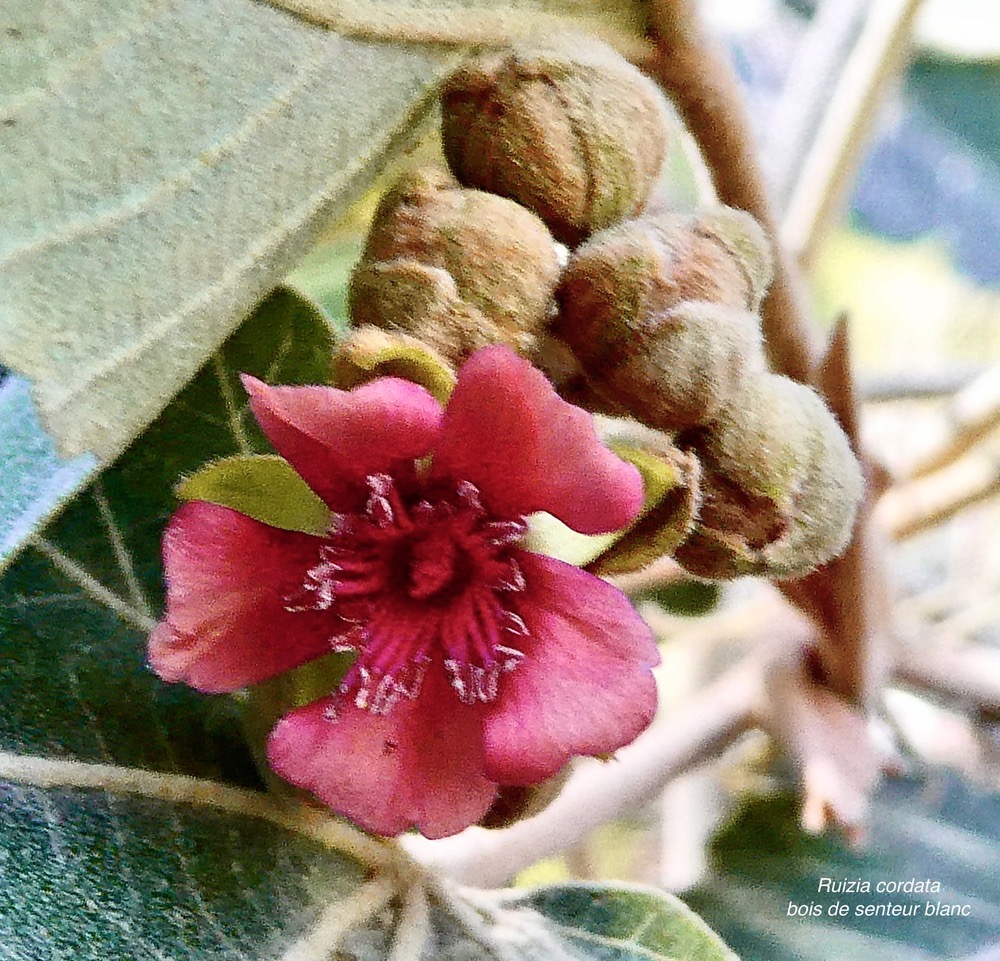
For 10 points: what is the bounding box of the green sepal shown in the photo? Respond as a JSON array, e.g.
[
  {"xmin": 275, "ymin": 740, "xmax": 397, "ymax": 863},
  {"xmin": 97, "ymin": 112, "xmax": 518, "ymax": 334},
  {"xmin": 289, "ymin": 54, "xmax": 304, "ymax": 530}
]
[
  {"xmin": 587, "ymin": 441, "xmax": 701, "ymax": 577},
  {"xmin": 522, "ymin": 512, "xmax": 618, "ymax": 567},
  {"xmin": 331, "ymin": 325, "xmax": 456, "ymax": 403},
  {"xmin": 176, "ymin": 455, "xmax": 331, "ymax": 535}
]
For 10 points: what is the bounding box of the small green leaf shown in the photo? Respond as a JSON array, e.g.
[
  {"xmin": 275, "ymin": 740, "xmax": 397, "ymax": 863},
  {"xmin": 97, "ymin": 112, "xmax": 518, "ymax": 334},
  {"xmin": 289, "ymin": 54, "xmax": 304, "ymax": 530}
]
[
  {"xmin": 178, "ymin": 455, "xmax": 331, "ymax": 535},
  {"xmin": 332, "ymin": 325, "xmax": 457, "ymax": 403},
  {"xmin": 477, "ymin": 881, "xmax": 740, "ymax": 960},
  {"xmin": 642, "ymin": 578, "xmax": 721, "ymax": 616},
  {"xmin": 588, "ymin": 442, "xmax": 701, "ymax": 577},
  {"xmin": 523, "ymin": 512, "xmax": 618, "ymax": 567}
]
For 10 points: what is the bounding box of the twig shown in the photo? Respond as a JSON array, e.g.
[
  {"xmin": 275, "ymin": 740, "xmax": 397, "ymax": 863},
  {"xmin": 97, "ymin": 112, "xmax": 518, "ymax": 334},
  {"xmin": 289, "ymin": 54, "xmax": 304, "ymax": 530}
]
[
  {"xmin": 876, "ymin": 455, "xmax": 1000, "ymax": 540},
  {"xmin": 765, "ymin": 0, "xmax": 871, "ymax": 211},
  {"xmin": 861, "ymin": 365, "xmax": 986, "ymax": 402},
  {"xmin": 908, "ymin": 363, "xmax": 1000, "ymax": 479},
  {"xmin": 894, "ymin": 646, "xmax": 1000, "ymax": 714},
  {"xmin": 781, "ymin": 0, "xmax": 926, "ymax": 269}
]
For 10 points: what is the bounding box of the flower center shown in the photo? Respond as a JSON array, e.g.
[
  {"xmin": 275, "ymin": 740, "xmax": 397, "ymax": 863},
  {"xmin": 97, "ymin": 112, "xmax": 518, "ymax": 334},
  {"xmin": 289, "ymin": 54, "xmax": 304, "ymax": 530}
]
[
  {"xmin": 405, "ymin": 528, "xmax": 459, "ymax": 600},
  {"xmin": 286, "ymin": 473, "xmax": 530, "ymax": 714}
]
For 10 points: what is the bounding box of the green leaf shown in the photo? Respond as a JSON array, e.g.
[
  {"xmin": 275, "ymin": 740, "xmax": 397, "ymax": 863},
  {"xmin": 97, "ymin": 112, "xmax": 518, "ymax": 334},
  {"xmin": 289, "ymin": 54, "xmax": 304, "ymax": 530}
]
[
  {"xmin": 178, "ymin": 455, "xmax": 331, "ymax": 535},
  {"xmin": 685, "ymin": 775, "xmax": 1000, "ymax": 961},
  {"xmin": 0, "ymin": 783, "xmax": 369, "ymax": 960},
  {"xmin": 0, "ymin": 0, "xmax": 648, "ymax": 463},
  {"xmin": 462, "ymin": 882, "xmax": 740, "ymax": 960}
]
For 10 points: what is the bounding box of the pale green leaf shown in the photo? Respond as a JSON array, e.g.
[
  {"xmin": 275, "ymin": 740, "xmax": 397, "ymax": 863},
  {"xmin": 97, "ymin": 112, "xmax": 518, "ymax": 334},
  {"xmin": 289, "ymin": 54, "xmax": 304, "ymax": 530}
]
[
  {"xmin": 177, "ymin": 455, "xmax": 332, "ymax": 535},
  {"xmin": 0, "ymin": 0, "xmax": 648, "ymax": 462},
  {"xmin": 447, "ymin": 882, "xmax": 740, "ymax": 960}
]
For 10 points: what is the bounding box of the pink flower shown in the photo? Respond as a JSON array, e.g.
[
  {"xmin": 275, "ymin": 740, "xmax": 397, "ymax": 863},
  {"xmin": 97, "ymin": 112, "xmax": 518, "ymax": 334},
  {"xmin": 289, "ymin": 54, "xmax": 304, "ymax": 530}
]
[{"xmin": 149, "ymin": 346, "xmax": 659, "ymax": 838}]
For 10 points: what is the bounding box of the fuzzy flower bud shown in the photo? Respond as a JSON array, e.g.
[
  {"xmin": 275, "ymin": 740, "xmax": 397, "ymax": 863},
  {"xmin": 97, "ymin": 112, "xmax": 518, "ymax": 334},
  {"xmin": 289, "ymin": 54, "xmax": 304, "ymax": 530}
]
[
  {"xmin": 349, "ymin": 168, "xmax": 560, "ymax": 362},
  {"xmin": 553, "ymin": 210, "xmax": 771, "ymax": 430},
  {"xmin": 441, "ymin": 38, "xmax": 672, "ymax": 246},
  {"xmin": 674, "ymin": 375, "xmax": 864, "ymax": 580}
]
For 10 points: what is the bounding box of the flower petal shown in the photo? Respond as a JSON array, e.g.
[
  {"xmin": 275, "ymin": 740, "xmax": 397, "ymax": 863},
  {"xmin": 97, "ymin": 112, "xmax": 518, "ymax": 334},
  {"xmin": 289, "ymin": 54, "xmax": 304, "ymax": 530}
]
[
  {"xmin": 243, "ymin": 375, "xmax": 443, "ymax": 511},
  {"xmin": 149, "ymin": 502, "xmax": 336, "ymax": 693},
  {"xmin": 268, "ymin": 667, "xmax": 496, "ymax": 838},
  {"xmin": 432, "ymin": 346, "xmax": 643, "ymax": 534},
  {"xmin": 483, "ymin": 552, "xmax": 659, "ymax": 783}
]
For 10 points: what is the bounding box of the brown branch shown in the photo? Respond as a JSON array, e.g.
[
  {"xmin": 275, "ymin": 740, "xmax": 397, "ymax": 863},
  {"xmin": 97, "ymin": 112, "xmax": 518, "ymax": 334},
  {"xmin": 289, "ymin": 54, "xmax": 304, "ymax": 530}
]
[
  {"xmin": 643, "ymin": 0, "xmax": 821, "ymax": 382},
  {"xmin": 777, "ymin": 320, "xmax": 889, "ymax": 707}
]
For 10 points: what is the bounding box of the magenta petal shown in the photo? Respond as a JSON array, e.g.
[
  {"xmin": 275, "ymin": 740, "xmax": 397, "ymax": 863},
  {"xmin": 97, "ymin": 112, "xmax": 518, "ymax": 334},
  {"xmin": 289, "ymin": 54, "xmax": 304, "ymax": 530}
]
[
  {"xmin": 243, "ymin": 376, "xmax": 443, "ymax": 511},
  {"xmin": 432, "ymin": 346, "xmax": 644, "ymax": 534},
  {"xmin": 267, "ymin": 668, "xmax": 497, "ymax": 838},
  {"xmin": 483, "ymin": 552, "xmax": 659, "ymax": 783},
  {"xmin": 149, "ymin": 502, "xmax": 336, "ymax": 693}
]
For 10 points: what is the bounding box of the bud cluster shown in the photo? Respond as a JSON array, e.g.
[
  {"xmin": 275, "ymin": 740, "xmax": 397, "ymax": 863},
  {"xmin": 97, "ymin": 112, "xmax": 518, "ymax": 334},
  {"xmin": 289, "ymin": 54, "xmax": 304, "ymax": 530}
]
[{"xmin": 340, "ymin": 34, "xmax": 863, "ymax": 583}]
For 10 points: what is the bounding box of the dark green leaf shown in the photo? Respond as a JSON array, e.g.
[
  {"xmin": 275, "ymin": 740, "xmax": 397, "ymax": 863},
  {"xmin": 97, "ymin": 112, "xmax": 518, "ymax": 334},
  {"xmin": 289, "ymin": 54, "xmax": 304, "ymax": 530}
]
[
  {"xmin": 467, "ymin": 882, "xmax": 740, "ymax": 960},
  {"xmin": 0, "ymin": 785, "xmax": 367, "ymax": 960}
]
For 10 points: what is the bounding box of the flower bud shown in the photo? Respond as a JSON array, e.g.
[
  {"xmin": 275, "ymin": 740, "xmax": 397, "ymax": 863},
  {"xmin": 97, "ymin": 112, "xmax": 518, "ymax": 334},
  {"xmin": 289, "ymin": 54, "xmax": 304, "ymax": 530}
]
[
  {"xmin": 441, "ymin": 38, "xmax": 672, "ymax": 246},
  {"xmin": 349, "ymin": 167, "xmax": 560, "ymax": 362},
  {"xmin": 554, "ymin": 211, "xmax": 770, "ymax": 430},
  {"xmin": 674, "ymin": 375, "xmax": 864, "ymax": 580}
]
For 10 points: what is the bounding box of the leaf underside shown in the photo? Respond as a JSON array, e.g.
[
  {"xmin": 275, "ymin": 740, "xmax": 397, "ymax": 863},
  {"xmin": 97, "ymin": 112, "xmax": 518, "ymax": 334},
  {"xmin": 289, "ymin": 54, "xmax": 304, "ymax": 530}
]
[{"xmin": 0, "ymin": 0, "xmax": 460, "ymax": 461}]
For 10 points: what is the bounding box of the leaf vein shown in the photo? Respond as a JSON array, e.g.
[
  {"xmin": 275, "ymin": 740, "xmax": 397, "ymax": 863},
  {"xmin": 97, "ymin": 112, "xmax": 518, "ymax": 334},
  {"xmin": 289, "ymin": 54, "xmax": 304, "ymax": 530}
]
[
  {"xmin": 28, "ymin": 535, "xmax": 157, "ymax": 632},
  {"xmin": 93, "ymin": 480, "xmax": 156, "ymax": 617}
]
